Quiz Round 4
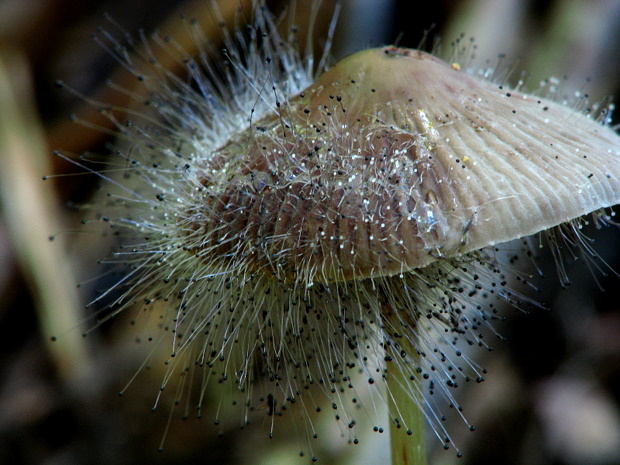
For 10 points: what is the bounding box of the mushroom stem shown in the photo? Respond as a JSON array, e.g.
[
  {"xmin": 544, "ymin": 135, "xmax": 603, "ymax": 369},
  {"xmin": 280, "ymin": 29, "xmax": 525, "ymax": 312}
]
[{"xmin": 387, "ymin": 332, "xmax": 427, "ymax": 465}]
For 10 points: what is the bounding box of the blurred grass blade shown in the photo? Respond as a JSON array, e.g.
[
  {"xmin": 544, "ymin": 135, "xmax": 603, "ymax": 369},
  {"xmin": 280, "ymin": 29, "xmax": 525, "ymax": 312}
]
[{"xmin": 0, "ymin": 49, "xmax": 90, "ymax": 384}]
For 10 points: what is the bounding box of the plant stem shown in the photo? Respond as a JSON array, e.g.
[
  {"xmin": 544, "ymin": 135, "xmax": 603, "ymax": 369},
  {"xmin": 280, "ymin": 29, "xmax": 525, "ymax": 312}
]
[{"xmin": 387, "ymin": 334, "xmax": 427, "ymax": 465}]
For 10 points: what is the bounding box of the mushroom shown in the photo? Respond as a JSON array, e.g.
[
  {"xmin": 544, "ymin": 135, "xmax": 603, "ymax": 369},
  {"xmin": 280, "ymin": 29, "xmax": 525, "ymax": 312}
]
[
  {"xmin": 169, "ymin": 47, "xmax": 619, "ymax": 463},
  {"xmin": 70, "ymin": 20, "xmax": 620, "ymax": 461}
]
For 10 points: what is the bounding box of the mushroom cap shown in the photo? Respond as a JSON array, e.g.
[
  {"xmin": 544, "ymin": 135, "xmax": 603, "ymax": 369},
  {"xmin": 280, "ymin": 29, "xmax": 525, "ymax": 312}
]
[{"xmin": 187, "ymin": 47, "xmax": 620, "ymax": 283}]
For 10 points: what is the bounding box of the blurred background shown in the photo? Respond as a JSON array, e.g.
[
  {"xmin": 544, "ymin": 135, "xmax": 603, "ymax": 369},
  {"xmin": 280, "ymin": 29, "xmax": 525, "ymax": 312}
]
[{"xmin": 0, "ymin": 0, "xmax": 619, "ymax": 464}]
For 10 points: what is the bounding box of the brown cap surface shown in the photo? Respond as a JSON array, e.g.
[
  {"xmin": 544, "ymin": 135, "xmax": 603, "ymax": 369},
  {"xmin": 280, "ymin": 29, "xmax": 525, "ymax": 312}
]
[{"xmin": 185, "ymin": 47, "xmax": 620, "ymax": 283}]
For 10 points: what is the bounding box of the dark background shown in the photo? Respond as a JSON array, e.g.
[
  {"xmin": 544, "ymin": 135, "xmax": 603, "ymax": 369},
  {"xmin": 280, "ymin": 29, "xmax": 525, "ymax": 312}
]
[{"xmin": 1, "ymin": 1, "xmax": 619, "ymax": 464}]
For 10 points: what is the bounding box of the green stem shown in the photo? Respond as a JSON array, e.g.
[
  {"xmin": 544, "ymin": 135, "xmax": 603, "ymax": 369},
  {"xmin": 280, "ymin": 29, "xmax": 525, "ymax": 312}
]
[{"xmin": 387, "ymin": 336, "xmax": 427, "ymax": 465}]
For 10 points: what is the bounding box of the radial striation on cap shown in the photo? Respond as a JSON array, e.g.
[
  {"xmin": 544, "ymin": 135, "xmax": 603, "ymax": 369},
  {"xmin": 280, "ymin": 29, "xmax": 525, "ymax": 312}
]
[{"xmin": 182, "ymin": 47, "xmax": 620, "ymax": 284}]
